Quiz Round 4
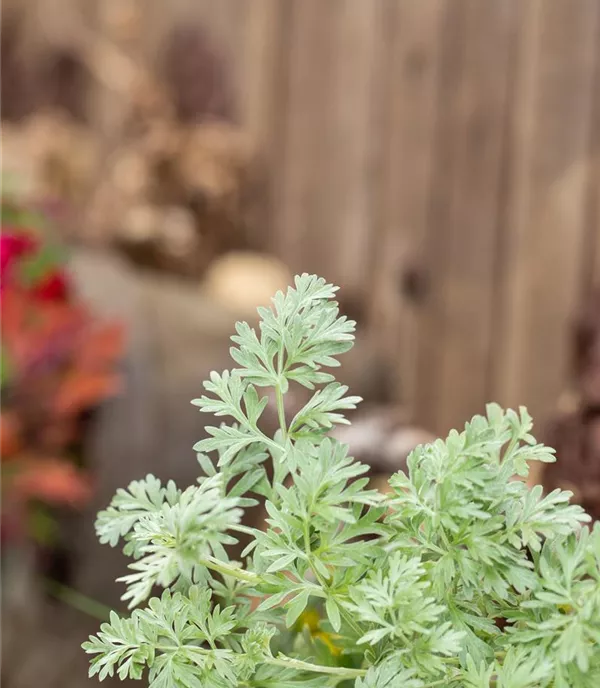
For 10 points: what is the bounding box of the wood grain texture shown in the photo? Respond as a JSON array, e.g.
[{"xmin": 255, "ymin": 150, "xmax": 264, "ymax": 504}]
[
  {"xmin": 433, "ymin": 0, "xmax": 518, "ymax": 434},
  {"xmin": 412, "ymin": 0, "xmax": 468, "ymax": 431},
  {"xmin": 493, "ymin": 0, "xmax": 600, "ymax": 424},
  {"xmin": 239, "ymin": 0, "xmax": 292, "ymax": 249},
  {"xmin": 368, "ymin": 0, "xmax": 445, "ymax": 415},
  {"xmin": 238, "ymin": 0, "xmax": 285, "ymax": 149},
  {"xmin": 581, "ymin": 18, "xmax": 600, "ymax": 297},
  {"xmin": 588, "ymin": 157, "xmax": 600, "ymax": 291},
  {"xmin": 273, "ymin": 0, "xmax": 383, "ymax": 298}
]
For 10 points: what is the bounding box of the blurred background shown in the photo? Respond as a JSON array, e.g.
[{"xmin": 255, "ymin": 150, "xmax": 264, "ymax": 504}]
[{"xmin": 1, "ymin": 0, "xmax": 599, "ymax": 686}]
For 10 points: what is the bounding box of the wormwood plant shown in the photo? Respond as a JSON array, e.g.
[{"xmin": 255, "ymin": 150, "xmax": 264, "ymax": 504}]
[{"xmin": 84, "ymin": 275, "xmax": 600, "ymax": 687}]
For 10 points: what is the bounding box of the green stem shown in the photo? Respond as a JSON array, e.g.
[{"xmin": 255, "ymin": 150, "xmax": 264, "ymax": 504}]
[
  {"xmin": 229, "ymin": 523, "xmax": 258, "ymax": 536},
  {"xmin": 276, "ymin": 385, "xmax": 287, "ymax": 438},
  {"xmin": 302, "ymin": 505, "xmax": 365, "ymax": 641},
  {"xmin": 267, "ymin": 655, "xmax": 366, "ymax": 678},
  {"xmin": 275, "ymin": 340, "xmax": 288, "ymax": 440},
  {"xmin": 303, "ymin": 520, "xmax": 312, "ymax": 565},
  {"xmin": 45, "ymin": 580, "xmax": 114, "ymax": 621},
  {"xmin": 425, "ymin": 679, "xmax": 459, "ymax": 688},
  {"xmin": 338, "ymin": 604, "xmax": 365, "ymax": 640},
  {"xmin": 503, "ymin": 435, "xmax": 519, "ymax": 462},
  {"xmin": 199, "ymin": 556, "xmax": 260, "ymax": 584},
  {"xmin": 154, "ymin": 646, "xmax": 365, "ymax": 680}
]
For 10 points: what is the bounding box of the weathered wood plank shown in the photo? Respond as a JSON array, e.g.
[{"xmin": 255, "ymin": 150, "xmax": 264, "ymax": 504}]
[
  {"xmin": 367, "ymin": 0, "xmax": 446, "ymax": 414},
  {"xmin": 493, "ymin": 0, "xmax": 600, "ymax": 423},
  {"xmin": 274, "ymin": 0, "xmax": 383, "ymax": 298},
  {"xmin": 582, "ymin": 24, "xmax": 600, "ymax": 297},
  {"xmin": 411, "ymin": 0, "xmax": 468, "ymax": 431},
  {"xmin": 238, "ymin": 0, "xmax": 285, "ymax": 150},
  {"xmin": 271, "ymin": 0, "xmax": 332, "ymax": 272},
  {"xmin": 588, "ymin": 160, "xmax": 600, "ymax": 291},
  {"xmin": 238, "ymin": 0, "xmax": 292, "ymax": 249},
  {"xmin": 434, "ymin": 0, "xmax": 518, "ymax": 433}
]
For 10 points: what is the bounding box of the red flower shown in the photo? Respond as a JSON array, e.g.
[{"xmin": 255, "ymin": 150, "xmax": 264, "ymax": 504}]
[
  {"xmin": 1, "ymin": 231, "xmax": 38, "ymax": 299},
  {"xmin": 32, "ymin": 271, "xmax": 70, "ymax": 302},
  {"xmin": 0, "ymin": 232, "xmax": 37, "ymax": 275}
]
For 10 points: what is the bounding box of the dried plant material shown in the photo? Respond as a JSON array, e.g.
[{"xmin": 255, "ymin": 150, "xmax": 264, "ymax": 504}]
[
  {"xmin": 124, "ymin": 76, "xmax": 177, "ymax": 131},
  {"xmin": 162, "ymin": 22, "xmax": 234, "ymax": 123},
  {"xmin": 158, "ymin": 206, "xmax": 198, "ymax": 258},
  {"xmin": 2, "ymin": 8, "xmax": 258, "ymax": 277},
  {"xmin": 84, "ymin": 119, "xmax": 257, "ymax": 276},
  {"xmin": 139, "ymin": 116, "xmax": 181, "ymax": 159},
  {"xmin": 110, "ymin": 150, "xmax": 152, "ymax": 199},
  {"xmin": 176, "ymin": 122, "xmax": 254, "ymax": 203},
  {"xmin": 99, "ymin": 0, "xmax": 143, "ymax": 44},
  {"xmin": 2, "ymin": 109, "xmax": 100, "ymax": 209},
  {"xmin": 85, "ymin": 179, "xmax": 129, "ymax": 244},
  {"xmin": 121, "ymin": 204, "xmax": 163, "ymax": 243},
  {"xmin": 1, "ymin": 124, "xmax": 38, "ymax": 198}
]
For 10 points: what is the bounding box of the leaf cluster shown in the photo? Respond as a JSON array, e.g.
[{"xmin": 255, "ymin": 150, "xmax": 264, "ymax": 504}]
[{"xmin": 84, "ymin": 275, "xmax": 600, "ymax": 687}]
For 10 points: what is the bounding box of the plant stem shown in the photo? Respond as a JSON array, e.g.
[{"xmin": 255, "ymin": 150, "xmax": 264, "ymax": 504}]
[
  {"xmin": 199, "ymin": 555, "xmax": 260, "ymax": 584},
  {"xmin": 302, "ymin": 508, "xmax": 365, "ymax": 642},
  {"xmin": 157, "ymin": 646, "xmax": 366, "ymax": 680},
  {"xmin": 338, "ymin": 604, "xmax": 366, "ymax": 640},
  {"xmin": 45, "ymin": 579, "xmax": 113, "ymax": 621},
  {"xmin": 229, "ymin": 523, "xmax": 258, "ymax": 537},
  {"xmin": 267, "ymin": 654, "xmax": 366, "ymax": 678},
  {"xmin": 276, "ymin": 384, "xmax": 287, "ymax": 438},
  {"xmin": 425, "ymin": 679, "xmax": 458, "ymax": 688},
  {"xmin": 276, "ymin": 341, "xmax": 287, "ymax": 439}
]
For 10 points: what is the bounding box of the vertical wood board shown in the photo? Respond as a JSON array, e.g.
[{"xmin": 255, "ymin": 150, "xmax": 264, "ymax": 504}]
[
  {"xmin": 493, "ymin": 0, "xmax": 600, "ymax": 423},
  {"xmin": 273, "ymin": 0, "xmax": 383, "ymax": 298},
  {"xmin": 434, "ymin": 0, "xmax": 518, "ymax": 433},
  {"xmin": 368, "ymin": 0, "xmax": 446, "ymax": 415},
  {"xmin": 412, "ymin": 0, "xmax": 468, "ymax": 430}
]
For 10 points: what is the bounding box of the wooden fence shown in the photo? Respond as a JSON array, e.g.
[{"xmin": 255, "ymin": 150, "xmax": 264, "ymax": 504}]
[
  {"xmin": 26, "ymin": 0, "xmax": 600, "ymax": 435},
  {"xmin": 187, "ymin": 0, "xmax": 600, "ymax": 437}
]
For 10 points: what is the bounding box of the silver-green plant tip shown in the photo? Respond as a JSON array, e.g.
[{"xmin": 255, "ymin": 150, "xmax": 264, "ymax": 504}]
[{"xmin": 84, "ymin": 274, "xmax": 599, "ymax": 687}]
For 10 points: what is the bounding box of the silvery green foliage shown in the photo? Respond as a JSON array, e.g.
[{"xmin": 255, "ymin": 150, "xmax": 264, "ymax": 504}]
[{"xmin": 84, "ymin": 274, "xmax": 600, "ymax": 687}]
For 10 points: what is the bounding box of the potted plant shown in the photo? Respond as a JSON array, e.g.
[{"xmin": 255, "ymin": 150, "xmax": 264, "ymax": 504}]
[
  {"xmin": 84, "ymin": 275, "xmax": 599, "ymax": 687},
  {"xmin": 1, "ymin": 197, "xmax": 124, "ymax": 589}
]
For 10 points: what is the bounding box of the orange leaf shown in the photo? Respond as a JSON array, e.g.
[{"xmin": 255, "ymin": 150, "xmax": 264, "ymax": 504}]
[
  {"xmin": 1, "ymin": 412, "xmax": 23, "ymax": 459},
  {"xmin": 12, "ymin": 458, "xmax": 92, "ymax": 507},
  {"xmin": 27, "ymin": 303, "xmax": 88, "ymax": 354},
  {"xmin": 39, "ymin": 417, "xmax": 79, "ymax": 452},
  {"xmin": 2, "ymin": 290, "xmax": 87, "ymax": 369},
  {"xmin": 76, "ymin": 323, "xmax": 125, "ymax": 368},
  {"xmin": 54, "ymin": 371, "xmax": 121, "ymax": 414},
  {"xmin": 1, "ymin": 290, "xmax": 28, "ymax": 346}
]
